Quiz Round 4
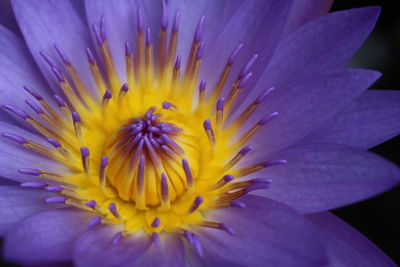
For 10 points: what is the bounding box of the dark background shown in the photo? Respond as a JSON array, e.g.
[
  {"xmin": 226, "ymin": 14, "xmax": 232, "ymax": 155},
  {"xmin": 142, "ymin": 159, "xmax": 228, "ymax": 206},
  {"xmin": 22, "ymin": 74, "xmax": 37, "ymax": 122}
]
[
  {"xmin": 0, "ymin": 0, "xmax": 399, "ymax": 266},
  {"xmin": 332, "ymin": 0, "xmax": 400, "ymax": 264}
]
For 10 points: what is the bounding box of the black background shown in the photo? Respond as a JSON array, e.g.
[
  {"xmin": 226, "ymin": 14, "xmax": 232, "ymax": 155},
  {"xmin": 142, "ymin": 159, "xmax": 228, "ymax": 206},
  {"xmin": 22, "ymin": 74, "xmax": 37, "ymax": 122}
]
[
  {"xmin": 332, "ymin": 0, "xmax": 400, "ymax": 264},
  {"xmin": 0, "ymin": 0, "xmax": 399, "ymax": 266}
]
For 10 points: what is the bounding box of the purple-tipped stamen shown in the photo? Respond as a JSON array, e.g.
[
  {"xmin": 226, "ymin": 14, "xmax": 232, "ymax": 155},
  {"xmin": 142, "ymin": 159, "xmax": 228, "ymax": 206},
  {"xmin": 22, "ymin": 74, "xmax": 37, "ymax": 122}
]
[
  {"xmin": 125, "ymin": 42, "xmax": 132, "ymax": 57},
  {"xmin": 195, "ymin": 41, "xmax": 205, "ymax": 60},
  {"xmin": 263, "ymin": 159, "xmax": 288, "ymax": 167},
  {"xmin": 237, "ymin": 72, "xmax": 253, "ymax": 89},
  {"xmin": 137, "ymin": 8, "xmax": 144, "ymax": 33},
  {"xmin": 72, "ymin": 111, "xmax": 81, "ymax": 123},
  {"xmin": 216, "ymin": 97, "xmax": 225, "ymax": 111},
  {"xmin": 23, "ymin": 86, "xmax": 43, "ymax": 100},
  {"xmin": 46, "ymin": 137, "xmax": 61, "ymax": 148},
  {"xmin": 161, "ymin": 0, "xmax": 168, "ymax": 30},
  {"xmin": 45, "ymin": 185, "xmax": 63, "ymax": 193},
  {"xmin": 194, "ymin": 15, "xmax": 206, "ymax": 42},
  {"xmin": 20, "ymin": 182, "xmax": 46, "ymax": 189},
  {"xmin": 26, "ymin": 100, "xmax": 44, "ymax": 114},
  {"xmin": 103, "ymin": 90, "xmax": 112, "ymax": 100},
  {"xmin": 1, "ymin": 133, "xmax": 27, "ymax": 145},
  {"xmin": 191, "ymin": 234, "xmax": 204, "ymax": 257},
  {"xmin": 2, "ymin": 105, "xmax": 30, "ymax": 119},
  {"xmin": 19, "ymin": 168, "xmax": 41, "ymax": 176},
  {"xmin": 255, "ymin": 87, "xmax": 275, "ymax": 104},
  {"xmin": 45, "ymin": 196, "xmax": 67, "ymax": 204},
  {"xmin": 239, "ymin": 54, "xmax": 258, "ymax": 78},
  {"xmin": 121, "ymin": 83, "xmax": 129, "ymax": 92},
  {"xmin": 54, "ymin": 95, "xmax": 66, "ymax": 107},
  {"xmin": 199, "ymin": 80, "xmax": 206, "ymax": 92},
  {"xmin": 112, "ymin": 232, "xmax": 123, "ymax": 246},
  {"xmin": 258, "ymin": 112, "xmax": 279, "ymax": 126},
  {"xmin": 88, "ymin": 216, "xmax": 102, "ymax": 228},
  {"xmin": 108, "ymin": 202, "xmax": 121, "ymax": 219},
  {"xmin": 86, "ymin": 200, "xmax": 97, "ymax": 209},
  {"xmin": 39, "ymin": 51, "xmax": 57, "ymax": 68},
  {"xmin": 151, "ymin": 217, "xmax": 160, "ymax": 228},
  {"xmin": 86, "ymin": 47, "xmax": 96, "ymax": 64},
  {"xmin": 152, "ymin": 232, "xmax": 161, "ymax": 248},
  {"xmin": 174, "ymin": 55, "xmax": 181, "ymax": 70},
  {"xmin": 172, "ymin": 11, "xmax": 180, "ymax": 33},
  {"xmin": 219, "ymin": 223, "xmax": 234, "ymax": 235},
  {"xmin": 184, "ymin": 231, "xmax": 194, "ymax": 245},
  {"xmin": 203, "ymin": 119, "xmax": 215, "ymax": 144},
  {"xmin": 51, "ymin": 67, "xmax": 65, "ymax": 83},
  {"xmin": 53, "ymin": 43, "xmax": 71, "ymax": 65},
  {"xmin": 145, "ymin": 28, "xmax": 152, "ymax": 46},
  {"xmin": 228, "ymin": 43, "xmax": 244, "ymax": 65},
  {"xmin": 188, "ymin": 196, "xmax": 203, "ymax": 213},
  {"xmin": 182, "ymin": 159, "xmax": 193, "ymax": 188}
]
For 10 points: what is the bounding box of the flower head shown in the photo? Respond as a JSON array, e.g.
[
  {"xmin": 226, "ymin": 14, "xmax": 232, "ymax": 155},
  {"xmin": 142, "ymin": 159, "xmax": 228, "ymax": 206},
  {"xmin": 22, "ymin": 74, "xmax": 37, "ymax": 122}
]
[{"xmin": 0, "ymin": 0, "xmax": 399, "ymax": 266}]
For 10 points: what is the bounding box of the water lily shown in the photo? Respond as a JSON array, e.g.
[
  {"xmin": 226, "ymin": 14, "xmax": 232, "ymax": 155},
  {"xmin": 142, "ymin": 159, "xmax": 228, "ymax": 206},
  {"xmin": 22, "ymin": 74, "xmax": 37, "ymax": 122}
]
[{"xmin": 0, "ymin": 0, "xmax": 399, "ymax": 266}]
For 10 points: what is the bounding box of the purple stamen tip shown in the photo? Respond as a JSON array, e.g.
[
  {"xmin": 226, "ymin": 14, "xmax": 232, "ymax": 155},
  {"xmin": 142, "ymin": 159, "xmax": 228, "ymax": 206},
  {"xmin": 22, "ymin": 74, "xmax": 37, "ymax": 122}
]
[
  {"xmin": 223, "ymin": 175, "xmax": 234, "ymax": 183},
  {"xmin": 194, "ymin": 15, "xmax": 206, "ymax": 42},
  {"xmin": 255, "ymin": 87, "xmax": 275, "ymax": 104},
  {"xmin": 80, "ymin": 146, "xmax": 90, "ymax": 158},
  {"xmin": 238, "ymin": 72, "xmax": 253, "ymax": 89},
  {"xmin": 45, "ymin": 185, "xmax": 63, "ymax": 193},
  {"xmin": 239, "ymin": 54, "xmax": 258, "ymax": 78},
  {"xmin": 228, "ymin": 43, "xmax": 244, "ymax": 64},
  {"xmin": 195, "ymin": 41, "xmax": 205, "ymax": 60},
  {"xmin": 239, "ymin": 145, "xmax": 252, "ymax": 155},
  {"xmin": 39, "ymin": 51, "xmax": 57, "ymax": 68},
  {"xmin": 54, "ymin": 43, "xmax": 71, "ymax": 65},
  {"xmin": 23, "ymin": 86, "xmax": 43, "ymax": 100},
  {"xmin": 145, "ymin": 28, "xmax": 151, "ymax": 46},
  {"xmin": 199, "ymin": 80, "xmax": 206, "ymax": 91},
  {"xmin": 20, "ymin": 182, "xmax": 47, "ymax": 189},
  {"xmin": 216, "ymin": 97, "xmax": 225, "ymax": 111},
  {"xmin": 184, "ymin": 231, "xmax": 194, "ymax": 245},
  {"xmin": 100, "ymin": 15, "xmax": 106, "ymax": 41},
  {"xmin": 162, "ymin": 101, "xmax": 171, "ymax": 109},
  {"xmin": 100, "ymin": 156, "xmax": 108, "ymax": 168},
  {"xmin": 244, "ymin": 183, "xmax": 269, "ymax": 193},
  {"xmin": 152, "ymin": 232, "xmax": 161, "ymax": 248},
  {"xmin": 2, "ymin": 105, "xmax": 30, "ymax": 119},
  {"xmin": 72, "ymin": 112, "xmax": 81, "ymax": 123},
  {"xmin": 219, "ymin": 223, "xmax": 234, "ymax": 235},
  {"xmin": 46, "ymin": 196, "xmax": 67, "ymax": 204},
  {"xmin": 231, "ymin": 200, "xmax": 246, "ymax": 208},
  {"xmin": 86, "ymin": 47, "xmax": 96, "ymax": 64},
  {"xmin": 161, "ymin": 173, "xmax": 169, "ymax": 200},
  {"xmin": 26, "ymin": 100, "xmax": 44, "ymax": 114},
  {"xmin": 151, "ymin": 217, "xmax": 160, "ymax": 228},
  {"xmin": 112, "ymin": 232, "xmax": 123, "ymax": 246},
  {"xmin": 51, "ymin": 67, "xmax": 65, "ymax": 83},
  {"xmin": 86, "ymin": 200, "xmax": 96, "ymax": 209},
  {"xmin": 121, "ymin": 83, "xmax": 129, "ymax": 92},
  {"xmin": 1, "ymin": 133, "xmax": 27, "ymax": 145},
  {"xmin": 103, "ymin": 90, "xmax": 112, "ymax": 99},
  {"xmin": 19, "ymin": 168, "xmax": 41, "ymax": 176},
  {"xmin": 189, "ymin": 196, "xmax": 203, "ymax": 213},
  {"xmin": 172, "ymin": 11, "xmax": 180, "ymax": 33},
  {"xmin": 174, "ymin": 55, "xmax": 181, "ymax": 69},
  {"xmin": 92, "ymin": 24, "xmax": 103, "ymax": 45},
  {"xmin": 258, "ymin": 112, "xmax": 278, "ymax": 126},
  {"xmin": 263, "ymin": 159, "xmax": 287, "ymax": 167},
  {"xmin": 203, "ymin": 119, "xmax": 212, "ymax": 131},
  {"xmin": 125, "ymin": 42, "xmax": 132, "ymax": 56},
  {"xmin": 54, "ymin": 95, "xmax": 65, "ymax": 107},
  {"xmin": 88, "ymin": 216, "xmax": 102, "ymax": 228},
  {"xmin": 161, "ymin": 0, "xmax": 168, "ymax": 30},
  {"xmin": 108, "ymin": 202, "xmax": 117, "ymax": 213},
  {"xmin": 137, "ymin": 8, "xmax": 144, "ymax": 32},
  {"xmin": 46, "ymin": 137, "xmax": 61, "ymax": 148}
]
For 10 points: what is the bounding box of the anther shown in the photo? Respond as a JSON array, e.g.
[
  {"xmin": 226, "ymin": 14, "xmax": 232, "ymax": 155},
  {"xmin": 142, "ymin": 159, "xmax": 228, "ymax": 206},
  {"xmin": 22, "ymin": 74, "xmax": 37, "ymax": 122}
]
[
  {"xmin": 160, "ymin": 173, "xmax": 170, "ymax": 209},
  {"xmin": 80, "ymin": 146, "xmax": 90, "ymax": 177},
  {"xmin": 18, "ymin": 168, "xmax": 41, "ymax": 176},
  {"xmin": 225, "ymin": 146, "xmax": 252, "ymax": 170},
  {"xmin": 102, "ymin": 90, "xmax": 112, "ymax": 108},
  {"xmin": 198, "ymin": 80, "xmax": 206, "ymax": 106},
  {"xmin": 45, "ymin": 196, "xmax": 67, "ymax": 204},
  {"xmin": 51, "ymin": 67, "xmax": 65, "ymax": 83},
  {"xmin": 228, "ymin": 43, "xmax": 244, "ymax": 65},
  {"xmin": 112, "ymin": 232, "xmax": 123, "ymax": 246},
  {"xmin": 182, "ymin": 159, "xmax": 194, "ymax": 190},
  {"xmin": 188, "ymin": 196, "xmax": 203, "ymax": 213},
  {"xmin": 45, "ymin": 185, "xmax": 63, "ymax": 193},
  {"xmin": 152, "ymin": 232, "xmax": 161, "ymax": 248},
  {"xmin": 162, "ymin": 101, "xmax": 177, "ymax": 110},
  {"xmin": 216, "ymin": 97, "xmax": 225, "ymax": 131},
  {"xmin": 212, "ymin": 174, "xmax": 234, "ymax": 189},
  {"xmin": 39, "ymin": 51, "xmax": 57, "ymax": 68},
  {"xmin": 108, "ymin": 202, "xmax": 121, "ymax": 219},
  {"xmin": 25, "ymin": 100, "xmax": 44, "ymax": 114},
  {"xmin": 23, "ymin": 86, "xmax": 43, "ymax": 101},
  {"xmin": 203, "ymin": 119, "xmax": 215, "ymax": 145},
  {"xmin": 194, "ymin": 15, "xmax": 206, "ymax": 43},
  {"xmin": 118, "ymin": 83, "xmax": 129, "ymax": 102},
  {"xmin": 53, "ymin": 43, "xmax": 71, "ymax": 65},
  {"xmin": 86, "ymin": 200, "xmax": 97, "ymax": 209},
  {"xmin": 1, "ymin": 133, "xmax": 27, "ymax": 145},
  {"xmin": 73, "ymin": 112, "xmax": 84, "ymax": 143},
  {"xmin": 99, "ymin": 156, "xmax": 108, "ymax": 191},
  {"xmin": 2, "ymin": 105, "xmax": 30, "ymax": 120},
  {"xmin": 20, "ymin": 182, "xmax": 46, "ymax": 189},
  {"xmin": 88, "ymin": 216, "xmax": 102, "ymax": 228},
  {"xmin": 239, "ymin": 54, "xmax": 258, "ymax": 79},
  {"xmin": 151, "ymin": 217, "xmax": 160, "ymax": 228},
  {"xmin": 86, "ymin": 47, "xmax": 96, "ymax": 64},
  {"xmin": 239, "ymin": 112, "xmax": 278, "ymax": 144}
]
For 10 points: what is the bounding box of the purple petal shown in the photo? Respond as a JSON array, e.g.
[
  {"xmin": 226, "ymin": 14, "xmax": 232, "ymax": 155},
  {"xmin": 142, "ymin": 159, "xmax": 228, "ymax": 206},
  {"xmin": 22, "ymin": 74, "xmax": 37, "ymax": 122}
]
[
  {"xmin": 0, "ymin": 122, "xmax": 62, "ymax": 183},
  {"xmin": 283, "ymin": 0, "xmax": 334, "ymax": 35},
  {"xmin": 192, "ymin": 195, "xmax": 327, "ymax": 267},
  {"xmin": 244, "ymin": 68, "xmax": 380, "ymax": 155},
  {"xmin": 12, "ymin": 0, "xmax": 95, "ymax": 92},
  {"xmin": 0, "ymin": 26, "xmax": 52, "ymax": 109},
  {"xmin": 199, "ymin": 0, "xmax": 292, "ymax": 98},
  {"xmin": 254, "ymin": 143, "xmax": 400, "ymax": 213},
  {"xmin": 307, "ymin": 212, "xmax": 397, "ymax": 267},
  {"xmin": 84, "ymin": 0, "xmax": 163, "ymax": 84},
  {"xmin": 3, "ymin": 208, "xmax": 90, "ymax": 264},
  {"xmin": 73, "ymin": 226, "xmax": 152, "ymax": 267},
  {"xmin": 0, "ymin": 185, "xmax": 63, "ymax": 236},
  {"xmin": 132, "ymin": 234, "xmax": 185, "ymax": 267},
  {"xmin": 236, "ymin": 6, "xmax": 381, "ymax": 118},
  {"xmin": 0, "ymin": 0, "xmax": 21, "ymax": 36},
  {"xmin": 300, "ymin": 90, "xmax": 400, "ymax": 149}
]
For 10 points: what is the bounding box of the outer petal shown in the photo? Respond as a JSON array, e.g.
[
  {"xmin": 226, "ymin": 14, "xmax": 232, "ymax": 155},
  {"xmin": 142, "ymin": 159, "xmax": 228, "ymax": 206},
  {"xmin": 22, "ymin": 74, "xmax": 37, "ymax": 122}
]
[
  {"xmin": 74, "ymin": 226, "xmax": 152, "ymax": 267},
  {"xmin": 300, "ymin": 90, "xmax": 400, "ymax": 149},
  {"xmin": 0, "ymin": 185, "xmax": 62, "ymax": 236},
  {"xmin": 12, "ymin": 0, "xmax": 95, "ymax": 92},
  {"xmin": 0, "ymin": 26, "xmax": 51, "ymax": 109},
  {"xmin": 0, "ymin": 0, "xmax": 20, "ymax": 35},
  {"xmin": 283, "ymin": 0, "xmax": 334, "ymax": 35},
  {"xmin": 130, "ymin": 234, "xmax": 185, "ymax": 267},
  {"xmin": 245, "ymin": 68, "xmax": 380, "ymax": 155},
  {"xmin": 0, "ymin": 122, "xmax": 64, "ymax": 183},
  {"xmin": 307, "ymin": 212, "xmax": 397, "ymax": 267},
  {"xmin": 3, "ymin": 208, "xmax": 90, "ymax": 264},
  {"xmin": 191, "ymin": 195, "xmax": 327, "ymax": 267},
  {"xmin": 254, "ymin": 143, "xmax": 400, "ymax": 213},
  {"xmin": 236, "ymin": 6, "xmax": 380, "ymax": 117}
]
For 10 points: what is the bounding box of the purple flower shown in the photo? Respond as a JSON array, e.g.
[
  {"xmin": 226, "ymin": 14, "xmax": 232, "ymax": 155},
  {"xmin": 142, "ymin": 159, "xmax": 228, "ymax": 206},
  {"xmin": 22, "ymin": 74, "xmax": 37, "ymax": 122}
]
[{"xmin": 0, "ymin": 0, "xmax": 399, "ymax": 266}]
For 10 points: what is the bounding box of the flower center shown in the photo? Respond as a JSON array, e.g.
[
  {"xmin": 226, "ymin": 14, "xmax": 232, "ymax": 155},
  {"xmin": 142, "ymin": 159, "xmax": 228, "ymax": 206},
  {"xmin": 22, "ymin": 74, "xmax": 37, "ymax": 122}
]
[{"xmin": 2, "ymin": 7, "xmax": 286, "ymax": 246}]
